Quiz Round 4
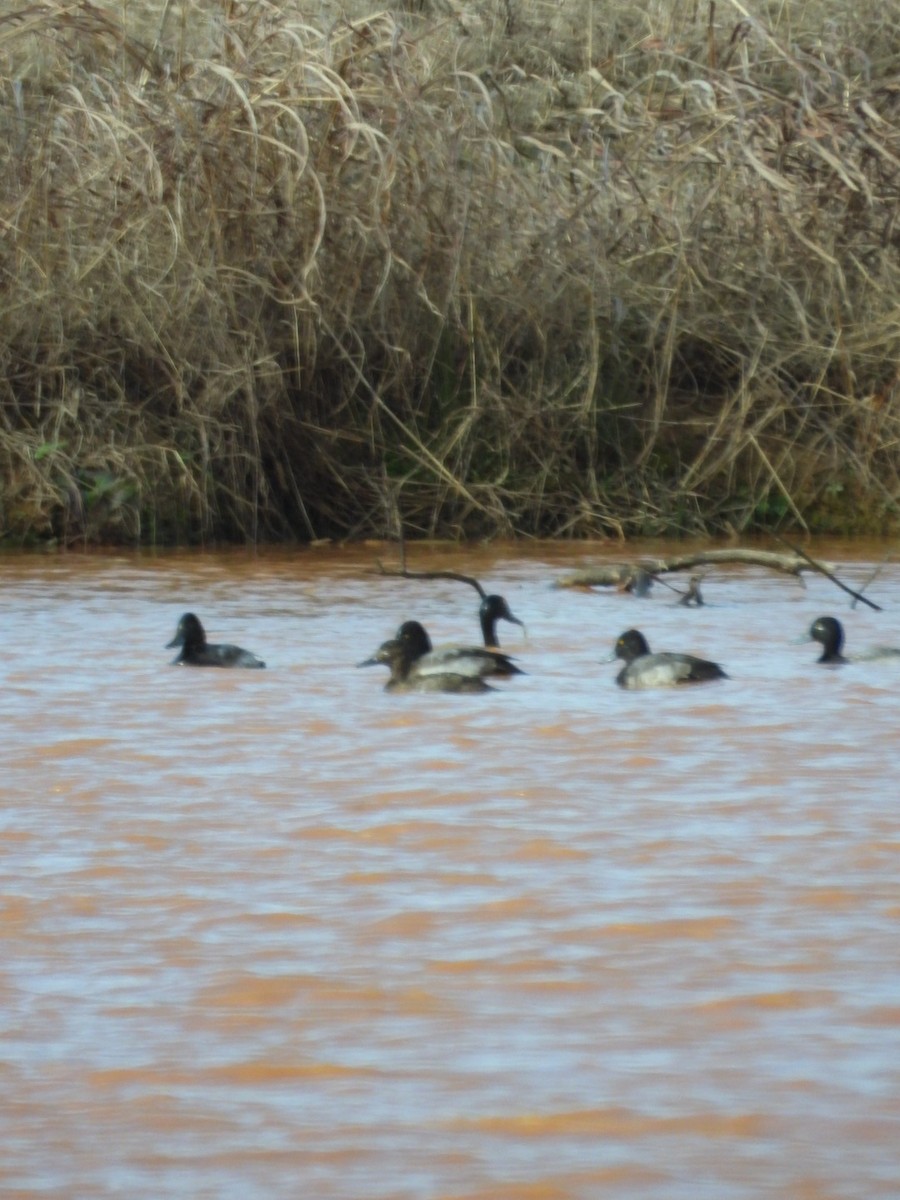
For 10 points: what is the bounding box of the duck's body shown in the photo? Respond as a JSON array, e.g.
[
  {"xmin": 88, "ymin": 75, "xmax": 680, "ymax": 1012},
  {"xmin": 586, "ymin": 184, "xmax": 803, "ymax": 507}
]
[
  {"xmin": 806, "ymin": 615, "xmax": 900, "ymax": 664},
  {"xmin": 396, "ymin": 620, "xmax": 523, "ymax": 679},
  {"xmin": 611, "ymin": 628, "xmax": 727, "ymax": 689},
  {"xmin": 167, "ymin": 612, "xmax": 266, "ymax": 668},
  {"xmin": 358, "ymin": 635, "xmax": 493, "ymax": 693}
]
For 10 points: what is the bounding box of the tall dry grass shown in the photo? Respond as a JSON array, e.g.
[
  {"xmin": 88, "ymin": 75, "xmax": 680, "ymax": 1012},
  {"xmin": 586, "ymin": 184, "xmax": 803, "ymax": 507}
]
[{"xmin": 0, "ymin": 0, "xmax": 898, "ymax": 543}]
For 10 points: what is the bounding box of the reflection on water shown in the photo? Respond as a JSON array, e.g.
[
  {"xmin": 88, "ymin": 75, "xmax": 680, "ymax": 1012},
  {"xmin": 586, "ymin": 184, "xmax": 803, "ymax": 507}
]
[{"xmin": 1, "ymin": 544, "xmax": 899, "ymax": 1199}]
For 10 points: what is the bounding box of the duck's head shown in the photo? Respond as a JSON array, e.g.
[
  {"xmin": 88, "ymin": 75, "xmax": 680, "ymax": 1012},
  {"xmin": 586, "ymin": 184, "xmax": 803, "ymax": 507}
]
[
  {"xmin": 614, "ymin": 628, "xmax": 651, "ymax": 663},
  {"xmin": 479, "ymin": 594, "xmax": 524, "ymax": 647},
  {"xmin": 809, "ymin": 615, "xmax": 844, "ymax": 661},
  {"xmin": 357, "ymin": 636, "xmax": 414, "ymax": 681},
  {"xmin": 167, "ymin": 612, "xmax": 205, "ymax": 649},
  {"xmin": 396, "ymin": 620, "xmax": 433, "ymax": 659}
]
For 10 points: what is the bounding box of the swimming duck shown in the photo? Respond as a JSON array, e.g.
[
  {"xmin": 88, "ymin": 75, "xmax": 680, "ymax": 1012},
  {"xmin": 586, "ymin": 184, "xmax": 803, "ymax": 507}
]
[
  {"xmin": 357, "ymin": 636, "xmax": 493, "ymax": 693},
  {"xmin": 479, "ymin": 593, "xmax": 525, "ymax": 648},
  {"xmin": 167, "ymin": 612, "xmax": 266, "ymax": 668},
  {"xmin": 804, "ymin": 615, "xmax": 900, "ymax": 664},
  {"xmin": 610, "ymin": 628, "xmax": 727, "ymax": 689},
  {"xmin": 395, "ymin": 619, "xmax": 524, "ymax": 679},
  {"xmin": 806, "ymin": 616, "xmax": 847, "ymax": 664}
]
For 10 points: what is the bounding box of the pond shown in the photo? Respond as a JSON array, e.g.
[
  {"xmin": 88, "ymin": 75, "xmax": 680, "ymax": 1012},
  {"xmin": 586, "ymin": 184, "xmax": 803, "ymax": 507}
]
[{"xmin": 1, "ymin": 541, "xmax": 899, "ymax": 1199}]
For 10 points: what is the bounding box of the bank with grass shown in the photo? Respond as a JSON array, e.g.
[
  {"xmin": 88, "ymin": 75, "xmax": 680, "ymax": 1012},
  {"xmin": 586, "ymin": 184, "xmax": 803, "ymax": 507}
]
[{"xmin": 1, "ymin": 0, "xmax": 898, "ymax": 545}]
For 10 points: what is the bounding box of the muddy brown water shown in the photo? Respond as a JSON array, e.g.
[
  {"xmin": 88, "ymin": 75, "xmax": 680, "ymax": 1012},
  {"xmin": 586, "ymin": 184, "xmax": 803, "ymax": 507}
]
[{"xmin": 2, "ymin": 542, "xmax": 899, "ymax": 1199}]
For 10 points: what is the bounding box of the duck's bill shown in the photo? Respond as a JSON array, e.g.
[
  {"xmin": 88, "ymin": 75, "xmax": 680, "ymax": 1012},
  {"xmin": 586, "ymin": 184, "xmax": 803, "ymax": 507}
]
[{"xmin": 357, "ymin": 639, "xmax": 396, "ymax": 668}]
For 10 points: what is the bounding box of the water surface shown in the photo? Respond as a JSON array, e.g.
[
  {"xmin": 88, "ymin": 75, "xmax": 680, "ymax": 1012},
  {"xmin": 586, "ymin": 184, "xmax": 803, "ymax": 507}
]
[{"xmin": 2, "ymin": 542, "xmax": 899, "ymax": 1198}]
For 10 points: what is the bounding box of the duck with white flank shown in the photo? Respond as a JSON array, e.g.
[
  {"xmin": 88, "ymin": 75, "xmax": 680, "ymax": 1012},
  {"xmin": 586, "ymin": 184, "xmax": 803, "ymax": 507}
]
[
  {"xmin": 609, "ymin": 628, "xmax": 727, "ymax": 689},
  {"xmin": 393, "ymin": 620, "xmax": 523, "ymax": 679},
  {"xmin": 357, "ymin": 635, "xmax": 495, "ymax": 693}
]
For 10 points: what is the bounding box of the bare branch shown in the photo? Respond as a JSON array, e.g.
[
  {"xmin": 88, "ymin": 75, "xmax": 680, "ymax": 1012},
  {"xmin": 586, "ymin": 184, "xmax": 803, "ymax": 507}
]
[
  {"xmin": 774, "ymin": 536, "xmax": 882, "ymax": 612},
  {"xmin": 555, "ymin": 548, "xmax": 823, "ymax": 589},
  {"xmin": 374, "ymin": 562, "xmax": 488, "ymax": 598}
]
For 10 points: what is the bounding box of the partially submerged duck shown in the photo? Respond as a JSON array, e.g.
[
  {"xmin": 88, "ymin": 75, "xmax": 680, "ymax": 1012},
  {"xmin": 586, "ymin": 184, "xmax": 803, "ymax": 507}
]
[
  {"xmin": 609, "ymin": 628, "xmax": 727, "ymax": 689},
  {"xmin": 358, "ymin": 635, "xmax": 493, "ymax": 693},
  {"xmin": 395, "ymin": 619, "xmax": 524, "ymax": 679},
  {"xmin": 167, "ymin": 612, "xmax": 266, "ymax": 668},
  {"xmin": 806, "ymin": 615, "xmax": 847, "ymax": 664},
  {"xmin": 804, "ymin": 615, "xmax": 900, "ymax": 664}
]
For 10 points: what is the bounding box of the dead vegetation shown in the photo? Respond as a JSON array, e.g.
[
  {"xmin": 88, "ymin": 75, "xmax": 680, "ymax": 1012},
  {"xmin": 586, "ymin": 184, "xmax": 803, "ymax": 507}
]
[{"xmin": 0, "ymin": 0, "xmax": 898, "ymax": 543}]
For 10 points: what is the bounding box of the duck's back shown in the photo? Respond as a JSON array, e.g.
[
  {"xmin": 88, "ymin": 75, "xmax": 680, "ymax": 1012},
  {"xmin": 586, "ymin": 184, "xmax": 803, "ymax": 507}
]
[
  {"xmin": 617, "ymin": 651, "xmax": 727, "ymax": 689},
  {"xmin": 853, "ymin": 645, "xmax": 900, "ymax": 663},
  {"xmin": 413, "ymin": 644, "xmax": 522, "ymax": 679},
  {"xmin": 192, "ymin": 643, "xmax": 266, "ymax": 669}
]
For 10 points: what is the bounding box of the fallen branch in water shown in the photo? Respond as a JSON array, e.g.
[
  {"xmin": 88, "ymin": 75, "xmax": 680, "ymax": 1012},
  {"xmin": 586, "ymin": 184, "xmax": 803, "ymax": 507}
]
[
  {"xmin": 374, "ymin": 561, "xmax": 487, "ymax": 598},
  {"xmin": 375, "ymin": 519, "xmax": 489, "ymax": 597},
  {"xmin": 851, "ymin": 559, "xmax": 889, "ymax": 609},
  {"xmin": 639, "ymin": 571, "xmax": 704, "ymax": 605},
  {"xmin": 773, "ymin": 535, "xmax": 882, "ymax": 612},
  {"xmin": 554, "ymin": 548, "xmax": 822, "ymax": 589},
  {"xmin": 556, "ymin": 545, "xmax": 885, "ymax": 612},
  {"xmin": 678, "ymin": 575, "xmax": 705, "ymax": 607}
]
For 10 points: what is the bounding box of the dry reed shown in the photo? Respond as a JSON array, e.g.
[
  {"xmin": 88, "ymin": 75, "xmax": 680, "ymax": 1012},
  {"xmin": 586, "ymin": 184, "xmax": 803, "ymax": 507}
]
[{"xmin": 0, "ymin": 0, "xmax": 898, "ymax": 543}]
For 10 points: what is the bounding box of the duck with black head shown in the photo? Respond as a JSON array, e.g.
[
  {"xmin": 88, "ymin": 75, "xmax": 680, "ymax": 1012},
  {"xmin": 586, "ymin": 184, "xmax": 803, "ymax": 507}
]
[
  {"xmin": 803, "ymin": 615, "xmax": 900, "ymax": 665},
  {"xmin": 805, "ymin": 616, "xmax": 848, "ymax": 664},
  {"xmin": 395, "ymin": 619, "xmax": 523, "ymax": 679},
  {"xmin": 478, "ymin": 593, "xmax": 525, "ymax": 648},
  {"xmin": 167, "ymin": 613, "xmax": 266, "ymax": 668},
  {"xmin": 608, "ymin": 628, "xmax": 727, "ymax": 689}
]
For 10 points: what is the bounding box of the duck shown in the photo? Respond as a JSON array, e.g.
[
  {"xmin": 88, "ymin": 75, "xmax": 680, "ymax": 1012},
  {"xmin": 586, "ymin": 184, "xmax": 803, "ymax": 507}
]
[
  {"xmin": 609, "ymin": 628, "xmax": 727, "ymax": 689},
  {"xmin": 806, "ymin": 615, "xmax": 847, "ymax": 664},
  {"xmin": 395, "ymin": 619, "xmax": 524, "ymax": 679},
  {"xmin": 804, "ymin": 615, "xmax": 900, "ymax": 664},
  {"xmin": 357, "ymin": 636, "xmax": 493, "ymax": 693},
  {"xmin": 167, "ymin": 612, "xmax": 266, "ymax": 668},
  {"xmin": 479, "ymin": 593, "xmax": 525, "ymax": 648}
]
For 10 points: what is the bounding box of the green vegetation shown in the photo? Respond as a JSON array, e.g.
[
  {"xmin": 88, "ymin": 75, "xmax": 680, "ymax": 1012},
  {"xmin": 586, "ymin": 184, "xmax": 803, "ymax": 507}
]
[{"xmin": 1, "ymin": 0, "xmax": 898, "ymax": 544}]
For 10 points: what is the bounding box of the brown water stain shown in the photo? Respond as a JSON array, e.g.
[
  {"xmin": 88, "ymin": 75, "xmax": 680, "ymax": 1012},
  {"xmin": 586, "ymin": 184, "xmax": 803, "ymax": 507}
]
[
  {"xmin": 449, "ymin": 1107, "xmax": 768, "ymax": 1138},
  {"xmin": 441, "ymin": 1169, "xmax": 669, "ymax": 1200},
  {"xmin": 697, "ymin": 989, "xmax": 837, "ymax": 1013},
  {"xmin": 599, "ymin": 917, "xmax": 736, "ymax": 939}
]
